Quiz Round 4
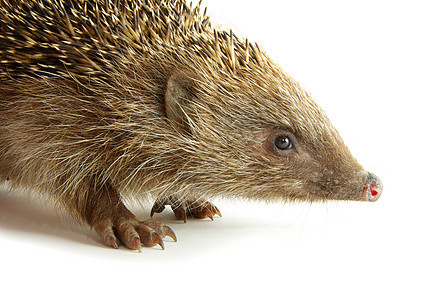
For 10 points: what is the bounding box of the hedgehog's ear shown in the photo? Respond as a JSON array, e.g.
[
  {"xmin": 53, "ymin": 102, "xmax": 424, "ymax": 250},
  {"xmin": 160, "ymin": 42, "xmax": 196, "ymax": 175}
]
[{"xmin": 165, "ymin": 72, "xmax": 196, "ymax": 133}]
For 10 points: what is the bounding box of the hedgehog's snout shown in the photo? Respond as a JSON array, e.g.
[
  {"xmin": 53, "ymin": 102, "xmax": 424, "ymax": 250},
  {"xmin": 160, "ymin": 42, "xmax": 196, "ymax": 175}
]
[{"xmin": 362, "ymin": 172, "xmax": 383, "ymax": 202}]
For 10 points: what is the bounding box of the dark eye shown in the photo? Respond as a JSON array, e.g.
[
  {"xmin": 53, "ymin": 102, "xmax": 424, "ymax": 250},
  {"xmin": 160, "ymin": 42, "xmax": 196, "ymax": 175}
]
[{"xmin": 274, "ymin": 135, "xmax": 294, "ymax": 151}]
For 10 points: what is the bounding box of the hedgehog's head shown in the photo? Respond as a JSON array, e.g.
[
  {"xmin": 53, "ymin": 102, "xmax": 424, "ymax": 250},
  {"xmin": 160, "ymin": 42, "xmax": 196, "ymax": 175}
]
[{"xmin": 163, "ymin": 60, "xmax": 382, "ymax": 203}]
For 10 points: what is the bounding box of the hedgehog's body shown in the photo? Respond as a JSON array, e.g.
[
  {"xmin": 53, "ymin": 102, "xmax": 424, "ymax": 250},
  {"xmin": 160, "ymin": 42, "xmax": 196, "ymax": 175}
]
[{"xmin": 0, "ymin": 0, "xmax": 382, "ymax": 250}]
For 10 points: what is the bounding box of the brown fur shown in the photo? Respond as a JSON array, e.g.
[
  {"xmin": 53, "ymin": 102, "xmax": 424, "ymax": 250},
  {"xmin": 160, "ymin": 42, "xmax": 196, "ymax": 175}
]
[{"xmin": 0, "ymin": 0, "xmax": 380, "ymax": 249}]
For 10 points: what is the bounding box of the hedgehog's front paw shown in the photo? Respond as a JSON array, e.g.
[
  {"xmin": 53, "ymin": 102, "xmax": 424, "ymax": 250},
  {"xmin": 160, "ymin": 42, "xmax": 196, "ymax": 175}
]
[
  {"xmin": 93, "ymin": 218, "xmax": 176, "ymax": 251},
  {"xmin": 151, "ymin": 199, "xmax": 221, "ymax": 223}
]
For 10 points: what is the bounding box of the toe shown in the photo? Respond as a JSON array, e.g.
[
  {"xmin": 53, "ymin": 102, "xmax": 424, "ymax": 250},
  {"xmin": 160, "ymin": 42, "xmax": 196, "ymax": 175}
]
[
  {"xmin": 191, "ymin": 206, "xmax": 214, "ymax": 220},
  {"xmin": 104, "ymin": 234, "xmax": 120, "ymax": 249},
  {"xmin": 116, "ymin": 222, "xmax": 142, "ymax": 251},
  {"xmin": 172, "ymin": 205, "xmax": 187, "ymax": 223},
  {"xmin": 188, "ymin": 201, "xmax": 222, "ymax": 220},
  {"xmin": 94, "ymin": 220, "xmax": 120, "ymax": 249},
  {"xmin": 144, "ymin": 220, "xmax": 177, "ymax": 242},
  {"xmin": 136, "ymin": 226, "xmax": 165, "ymax": 249}
]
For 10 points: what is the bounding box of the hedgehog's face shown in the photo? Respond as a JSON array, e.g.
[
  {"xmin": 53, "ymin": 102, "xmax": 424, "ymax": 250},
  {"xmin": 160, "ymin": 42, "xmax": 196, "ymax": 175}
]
[
  {"xmin": 165, "ymin": 70, "xmax": 382, "ymax": 202},
  {"xmin": 250, "ymin": 125, "xmax": 377, "ymax": 202}
]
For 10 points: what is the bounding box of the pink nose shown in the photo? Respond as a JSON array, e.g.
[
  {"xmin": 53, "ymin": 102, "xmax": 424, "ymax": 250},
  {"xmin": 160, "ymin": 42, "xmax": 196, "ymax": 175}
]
[{"xmin": 362, "ymin": 173, "xmax": 383, "ymax": 202}]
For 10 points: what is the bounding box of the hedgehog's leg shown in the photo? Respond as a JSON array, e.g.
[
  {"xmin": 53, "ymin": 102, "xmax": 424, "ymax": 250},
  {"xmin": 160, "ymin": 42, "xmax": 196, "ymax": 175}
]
[
  {"xmin": 76, "ymin": 180, "xmax": 176, "ymax": 250},
  {"xmin": 151, "ymin": 198, "xmax": 221, "ymax": 223}
]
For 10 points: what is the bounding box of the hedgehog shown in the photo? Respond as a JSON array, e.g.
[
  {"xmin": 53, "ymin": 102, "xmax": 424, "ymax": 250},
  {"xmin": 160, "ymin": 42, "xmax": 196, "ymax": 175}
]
[{"xmin": 0, "ymin": 0, "xmax": 382, "ymax": 251}]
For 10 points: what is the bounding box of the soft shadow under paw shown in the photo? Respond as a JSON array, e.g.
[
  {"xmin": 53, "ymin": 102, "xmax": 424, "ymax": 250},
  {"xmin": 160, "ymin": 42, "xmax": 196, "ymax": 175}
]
[{"xmin": 0, "ymin": 191, "xmax": 100, "ymax": 247}]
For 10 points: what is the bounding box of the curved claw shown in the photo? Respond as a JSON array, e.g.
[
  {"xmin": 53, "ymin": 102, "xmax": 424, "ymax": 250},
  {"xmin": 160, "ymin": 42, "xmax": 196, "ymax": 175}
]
[
  {"xmin": 150, "ymin": 201, "xmax": 166, "ymax": 217},
  {"xmin": 136, "ymin": 240, "xmax": 143, "ymax": 253},
  {"xmin": 157, "ymin": 238, "xmax": 165, "ymax": 250},
  {"xmin": 127, "ymin": 236, "xmax": 142, "ymax": 251},
  {"xmin": 213, "ymin": 206, "xmax": 222, "ymax": 218},
  {"xmin": 202, "ymin": 207, "xmax": 214, "ymax": 220},
  {"xmin": 163, "ymin": 226, "xmax": 177, "ymax": 242},
  {"xmin": 104, "ymin": 235, "xmax": 120, "ymax": 249}
]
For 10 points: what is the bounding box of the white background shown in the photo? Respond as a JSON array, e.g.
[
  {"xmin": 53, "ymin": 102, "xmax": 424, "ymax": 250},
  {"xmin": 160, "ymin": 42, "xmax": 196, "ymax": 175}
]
[{"xmin": 1, "ymin": 0, "xmax": 447, "ymax": 299}]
